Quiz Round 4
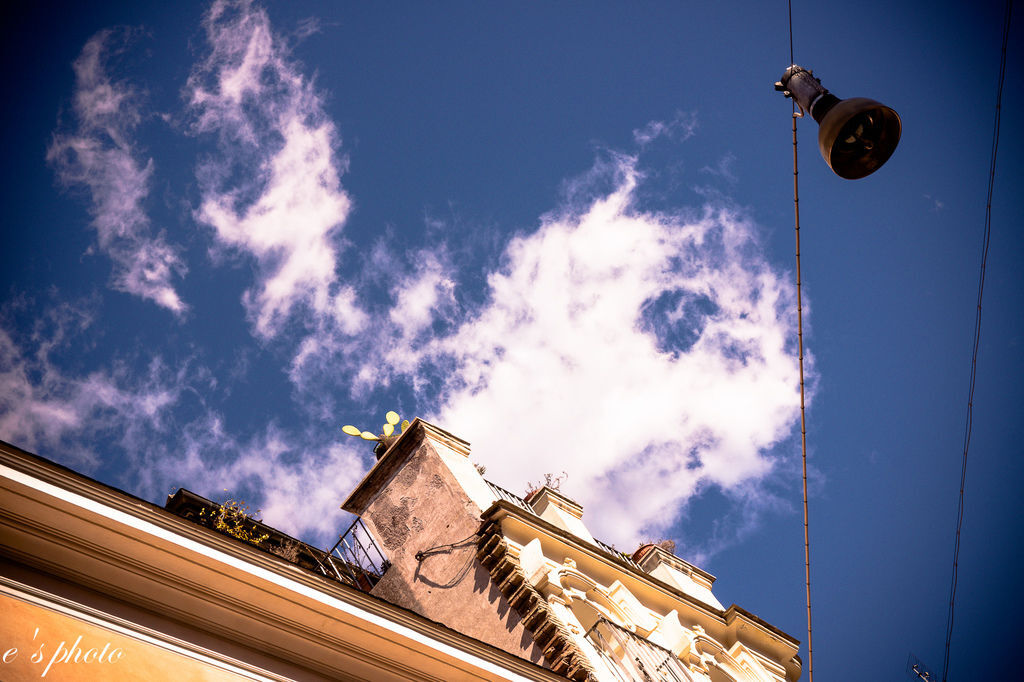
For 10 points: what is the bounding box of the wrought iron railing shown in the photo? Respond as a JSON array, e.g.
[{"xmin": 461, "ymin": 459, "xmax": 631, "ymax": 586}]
[
  {"xmin": 585, "ymin": 617, "xmax": 695, "ymax": 682},
  {"xmin": 324, "ymin": 517, "xmax": 390, "ymax": 592},
  {"xmin": 593, "ymin": 537, "xmax": 645, "ymax": 571},
  {"xmin": 484, "ymin": 479, "xmax": 645, "ymax": 572},
  {"xmin": 485, "ymin": 479, "xmax": 537, "ymax": 514}
]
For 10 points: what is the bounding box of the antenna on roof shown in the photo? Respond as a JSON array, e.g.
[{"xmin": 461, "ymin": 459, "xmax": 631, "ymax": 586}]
[{"xmin": 907, "ymin": 653, "xmax": 935, "ymax": 680}]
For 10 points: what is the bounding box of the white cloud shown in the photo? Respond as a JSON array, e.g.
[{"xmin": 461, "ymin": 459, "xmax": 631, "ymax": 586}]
[
  {"xmin": 227, "ymin": 436, "xmax": 365, "ymax": 540},
  {"xmin": 188, "ymin": 0, "xmax": 360, "ymax": 339},
  {"xmin": 389, "ymin": 256, "xmax": 456, "ymax": 341},
  {"xmin": 412, "ymin": 156, "xmax": 804, "ymax": 549},
  {"xmin": 272, "ymin": 150, "xmax": 805, "ymax": 554},
  {"xmin": 383, "ymin": 254, "xmax": 457, "ymax": 374},
  {"xmin": 47, "ymin": 29, "xmax": 187, "ymax": 314},
  {"xmin": 285, "ymin": 249, "xmax": 459, "ymax": 409}
]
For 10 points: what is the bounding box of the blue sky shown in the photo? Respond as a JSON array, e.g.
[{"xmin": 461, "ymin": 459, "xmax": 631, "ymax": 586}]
[{"xmin": 2, "ymin": 1, "xmax": 1021, "ymax": 678}]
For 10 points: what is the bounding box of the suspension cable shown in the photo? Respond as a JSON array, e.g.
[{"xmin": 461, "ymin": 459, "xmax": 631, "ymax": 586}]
[
  {"xmin": 941, "ymin": 1, "xmax": 1012, "ymax": 679},
  {"xmin": 787, "ymin": 1, "xmax": 814, "ymax": 679},
  {"xmin": 792, "ymin": 102, "xmax": 814, "ymax": 682},
  {"xmin": 787, "ymin": 0, "xmax": 794, "ymax": 65}
]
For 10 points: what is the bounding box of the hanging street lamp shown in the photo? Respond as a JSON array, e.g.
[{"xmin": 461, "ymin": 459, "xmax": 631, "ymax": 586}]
[{"xmin": 776, "ymin": 65, "xmax": 901, "ymax": 179}]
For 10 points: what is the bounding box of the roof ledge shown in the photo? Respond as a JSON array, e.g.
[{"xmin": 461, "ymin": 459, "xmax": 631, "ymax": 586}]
[
  {"xmin": 526, "ymin": 486, "xmax": 584, "ymax": 520},
  {"xmin": 633, "ymin": 543, "xmax": 716, "ymax": 585}
]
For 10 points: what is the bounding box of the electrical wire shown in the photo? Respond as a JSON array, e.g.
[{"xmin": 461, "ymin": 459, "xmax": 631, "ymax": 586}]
[
  {"xmin": 941, "ymin": 1, "xmax": 1013, "ymax": 679},
  {"xmin": 786, "ymin": 1, "xmax": 814, "ymax": 680}
]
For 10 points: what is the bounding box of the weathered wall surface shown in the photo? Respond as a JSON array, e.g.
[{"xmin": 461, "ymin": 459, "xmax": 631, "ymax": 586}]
[{"xmin": 365, "ymin": 438, "xmax": 546, "ymax": 665}]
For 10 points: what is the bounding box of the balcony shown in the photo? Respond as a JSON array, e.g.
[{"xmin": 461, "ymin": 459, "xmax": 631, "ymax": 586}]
[
  {"xmin": 586, "ymin": 617, "xmax": 695, "ymax": 682},
  {"xmin": 324, "ymin": 517, "xmax": 391, "ymax": 591}
]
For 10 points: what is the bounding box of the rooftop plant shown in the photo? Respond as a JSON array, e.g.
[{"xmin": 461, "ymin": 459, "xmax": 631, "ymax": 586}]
[
  {"xmin": 342, "ymin": 411, "xmax": 410, "ymax": 447},
  {"xmin": 525, "ymin": 471, "xmax": 567, "ymax": 498},
  {"xmin": 199, "ymin": 492, "xmax": 270, "ymax": 546}
]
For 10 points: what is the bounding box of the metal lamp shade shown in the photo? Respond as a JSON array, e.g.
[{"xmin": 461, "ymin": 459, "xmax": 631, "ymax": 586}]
[{"xmin": 817, "ymin": 97, "xmax": 902, "ymax": 179}]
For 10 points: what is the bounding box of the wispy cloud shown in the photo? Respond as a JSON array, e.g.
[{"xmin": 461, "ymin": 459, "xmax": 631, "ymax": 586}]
[
  {"xmin": 287, "ymin": 246, "xmax": 459, "ymax": 413},
  {"xmin": 47, "ymin": 29, "xmax": 187, "ymax": 314},
  {"xmin": 0, "ymin": 325, "xmax": 86, "ymax": 459},
  {"xmin": 188, "ymin": 0, "xmax": 361, "ymax": 339},
  {"xmin": 633, "ymin": 111, "xmax": 698, "ymax": 147},
  {"xmin": 923, "ymin": 193, "xmax": 944, "ymax": 212},
  {"xmin": 683, "ymin": 483, "xmax": 792, "ymax": 567},
  {"xmin": 0, "ymin": 300, "xmax": 180, "ymax": 465},
  {"xmin": 700, "ymin": 152, "xmax": 738, "ymax": 184},
  {"xmin": 162, "ymin": 418, "xmax": 365, "ymax": 540},
  {"xmin": 0, "ymin": 297, "xmax": 365, "ymax": 545}
]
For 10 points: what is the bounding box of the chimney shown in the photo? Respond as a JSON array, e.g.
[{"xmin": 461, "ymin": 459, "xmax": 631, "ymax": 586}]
[{"xmin": 341, "ymin": 419, "xmax": 547, "ymax": 665}]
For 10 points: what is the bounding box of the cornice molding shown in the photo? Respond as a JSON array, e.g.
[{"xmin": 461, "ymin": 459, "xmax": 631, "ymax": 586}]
[
  {"xmin": 527, "ymin": 487, "xmax": 584, "ymax": 520},
  {"xmin": 482, "ymin": 499, "xmax": 801, "ymax": 665},
  {"xmin": 477, "ymin": 518, "xmax": 598, "ymax": 682},
  {"xmin": 484, "ymin": 500, "xmax": 727, "ymax": 620}
]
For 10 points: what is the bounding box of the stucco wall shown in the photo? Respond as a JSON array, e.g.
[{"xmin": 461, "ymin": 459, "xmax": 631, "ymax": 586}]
[{"xmin": 364, "ymin": 437, "xmax": 546, "ymax": 666}]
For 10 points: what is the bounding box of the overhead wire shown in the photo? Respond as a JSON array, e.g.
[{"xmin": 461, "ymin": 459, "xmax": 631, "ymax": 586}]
[
  {"xmin": 941, "ymin": 1, "xmax": 1013, "ymax": 679},
  {"xmin": 786, "ymin": 1, "xmax": 814, "ymax": 680}
]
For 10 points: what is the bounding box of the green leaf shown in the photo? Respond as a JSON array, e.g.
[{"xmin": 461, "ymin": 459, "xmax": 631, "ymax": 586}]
[
  {"xmin": 360, "ymin": 431, "xmax": 379, "ymax": 441},
  {"xmin": 400, "ymin": 420, "xmax": 410, "ymax": 433},
  {"xmin": 382, "ymin": 423, "xmax": 395, "ymax": 437},
  {"xmin": 342, "ymin": 425, "xmax": 361, "ymax": 437},
  {"xmin": 385, "ymin": 410, "xmax": 400, "ymax": 425}
]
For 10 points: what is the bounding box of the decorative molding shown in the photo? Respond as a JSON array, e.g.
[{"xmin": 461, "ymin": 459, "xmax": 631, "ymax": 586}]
[
  {"xmin": 485, "ymin": 500, "xmax": 730, "ymax": 622},
  {"xmin": 481, "ymin": 500, "xmax": 801, "ymax": 680},
  {"xmin": 477, "ymin": 518, "xmax": 599, "ymax": 682}
]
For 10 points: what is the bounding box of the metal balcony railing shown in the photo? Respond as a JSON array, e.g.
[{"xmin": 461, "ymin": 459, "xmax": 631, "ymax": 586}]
[
  {"xmin": 593, "ymin": 537, "xmax": 645, "ymax": 571},
  {"xmin": 485, "ymin": 479, "xmax": 537, "ymax": 514},
  {"xmin": 324, "ymin": 517, "xmax": 390, "ymax": 592},
  {"xmin": 585, "ymin": 617, "xmax": 695, "ymax": 682},
  {"xmin": 484, "ymin": 479, "xmax": 645, "ymax": 572}
]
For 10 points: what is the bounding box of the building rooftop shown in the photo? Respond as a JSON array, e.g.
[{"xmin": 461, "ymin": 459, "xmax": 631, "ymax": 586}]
[
  {"xmin": 339, "ymin": 417, "xmax": 802, "ymax": 681},
  {"xmin": 1, "ymin": 418, "xmax": 801, "ymax": 681}
]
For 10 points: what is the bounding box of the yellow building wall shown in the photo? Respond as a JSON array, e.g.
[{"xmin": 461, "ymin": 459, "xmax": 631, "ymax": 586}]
[{"xmin": 0, "ymin": 592, "xmax": 253, "ymax": 682}]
